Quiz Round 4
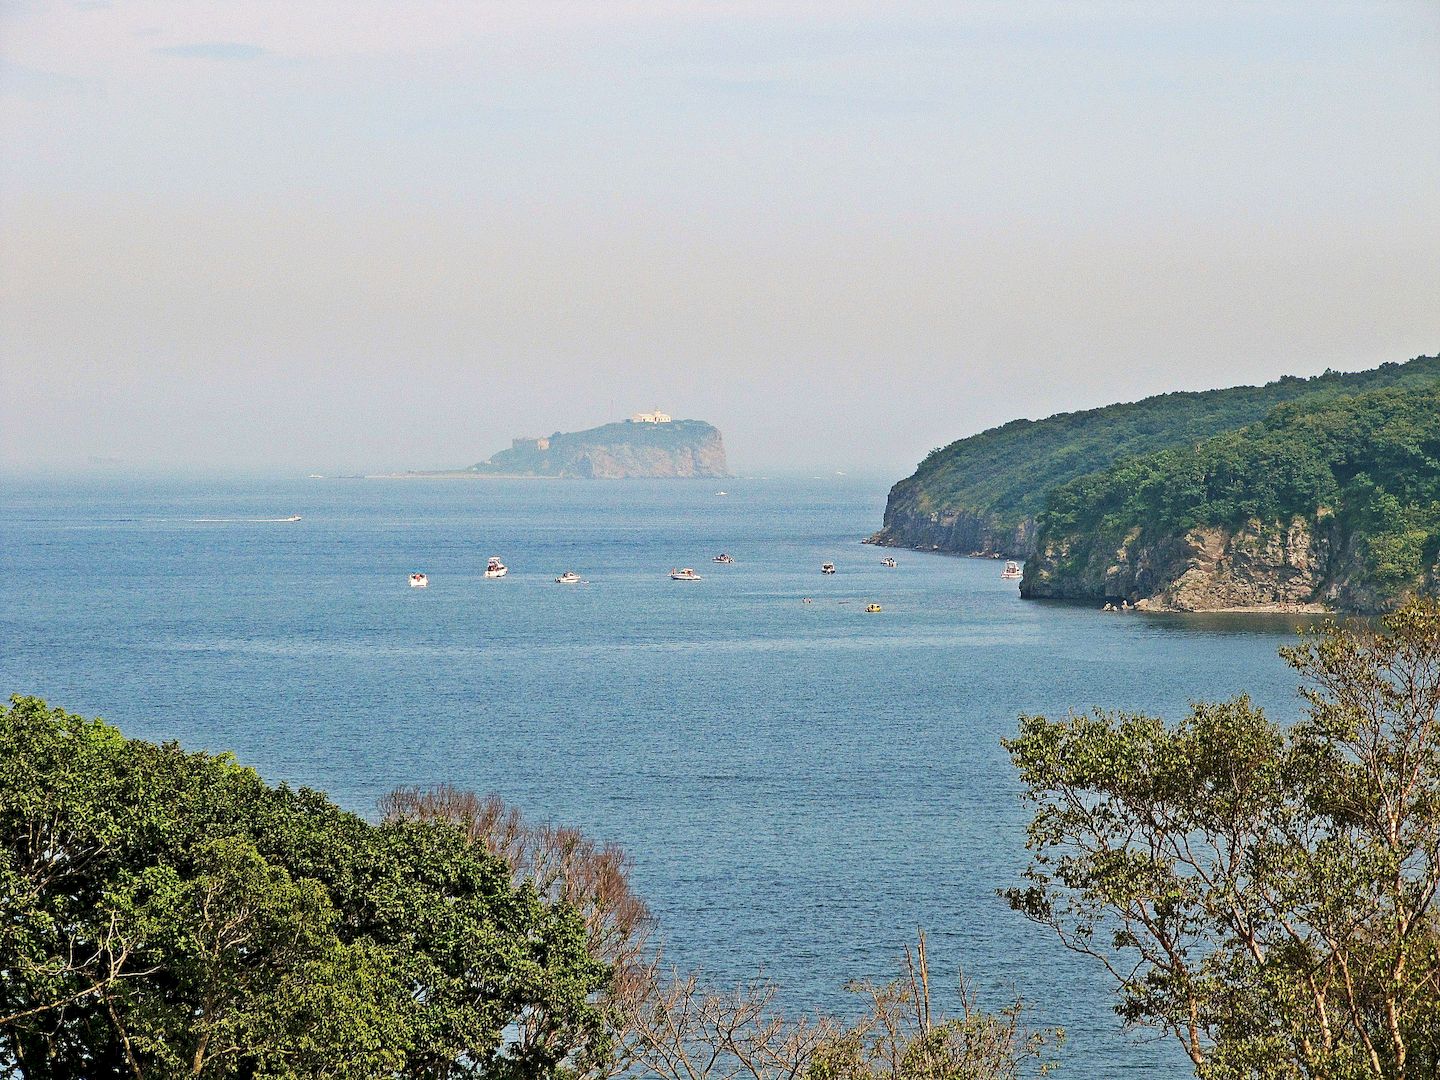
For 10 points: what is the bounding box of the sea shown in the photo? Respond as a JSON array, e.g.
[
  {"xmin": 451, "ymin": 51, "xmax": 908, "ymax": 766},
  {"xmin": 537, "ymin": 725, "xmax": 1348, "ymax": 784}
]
[{"xmin": 0, "ymin": 474, "xmax": 1320, "ymax": 1078}]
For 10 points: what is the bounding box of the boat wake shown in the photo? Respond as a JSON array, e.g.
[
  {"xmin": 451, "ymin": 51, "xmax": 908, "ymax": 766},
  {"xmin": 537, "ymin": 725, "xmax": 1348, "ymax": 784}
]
[{"xmin": 191, "ymin": 515, "xmax": 302, "ymax": 523}]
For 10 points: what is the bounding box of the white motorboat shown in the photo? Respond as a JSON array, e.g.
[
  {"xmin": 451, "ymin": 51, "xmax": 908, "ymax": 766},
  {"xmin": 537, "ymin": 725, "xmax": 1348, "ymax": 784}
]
[
  {"xmin": 555, "ymin": 571, "xmax": 582, "ymax": 584},
  {"xmin": 485, "ymin": 557, "xmax": 508, "ymax": 578},
  {"xmin": 670, "ymin": 567, "xmax": 702, "ymax": 581},
  {"xmin": 409, "ymin": 572, "xmax": 428, "ymax": 588},
  {"xmin": 713, "ymin": 553, "xmax": 734, "ymax": 564},
  {"xmin": 881, "ymin": 557, "xmax": 896, "ymax": 568},
  {"xmin": 1001, "ymin": 561, "xmax": 1022, "ymax": 579},
  {"xmin": 820, "ymin": 562, "xmax": 836, "ymax": 575}
]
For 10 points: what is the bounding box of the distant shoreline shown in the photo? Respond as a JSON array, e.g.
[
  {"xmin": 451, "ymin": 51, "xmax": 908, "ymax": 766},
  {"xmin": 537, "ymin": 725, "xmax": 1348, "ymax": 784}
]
[
  {"xmin": 363, "ymin": 471, "xmax": 736, "ymax": 480},
  {"xmin": 365, "ymin": 472, "xmax": 564, "ymax": 480}
]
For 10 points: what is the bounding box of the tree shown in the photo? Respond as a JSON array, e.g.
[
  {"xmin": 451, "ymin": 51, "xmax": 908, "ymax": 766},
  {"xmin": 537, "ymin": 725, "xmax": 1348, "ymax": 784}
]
[
  {"xmin": 1003, "ymin": 599, "xmax": 1440, "ymax": 1078},
  {"xmin": 611, "ymin": 935, "xmax": 1059, "ymax": 1080},
  {"xmin": 2, "ymin": 700, "xmax": 1062, "ymax": 1078},
  {"xmin": 807, "ymin": 934, "xmax": 1062, "ymax": 1080},
  {"xmin": 380, "ymin": 786, "xmax": 655, "ymax": 1078},
  {"xmin": 380, "ymin": 791, "xmax": 1062, "ymax": 1080},
  {"xmin": 0, "ymin": 697, "xmax": 609, "ymax": 1079}
]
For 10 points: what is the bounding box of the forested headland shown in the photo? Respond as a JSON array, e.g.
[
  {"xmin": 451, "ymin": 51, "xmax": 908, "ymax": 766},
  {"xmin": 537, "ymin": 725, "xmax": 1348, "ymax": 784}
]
[
  {"xmin": 871, "ymin": 354, "xmax": 1440, "ymax": 612},
  {"xmin": 1022, "ymin": 383, "xmax": 1440, "ymax": 610}
]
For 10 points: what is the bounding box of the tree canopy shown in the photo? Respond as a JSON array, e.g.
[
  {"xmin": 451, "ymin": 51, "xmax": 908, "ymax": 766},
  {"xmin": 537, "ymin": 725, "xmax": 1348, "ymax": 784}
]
[
  {"xmin": 1004, "ymin": 600, "xmax": 1440, "ymax": 1078},
  {"xmin": 0, "ymin": 698, "xmax": 609, "ymax": 1079},
  {"xmin": 879, "ymin": 355, "xmax": 1440, "ymax": 553}
]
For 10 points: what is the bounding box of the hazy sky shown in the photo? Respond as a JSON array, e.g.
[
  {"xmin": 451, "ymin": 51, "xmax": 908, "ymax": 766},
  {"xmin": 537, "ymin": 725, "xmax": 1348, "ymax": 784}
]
[{"xmin": 2, "ymin": 1, "xmax": 1437, "ymax": 476}]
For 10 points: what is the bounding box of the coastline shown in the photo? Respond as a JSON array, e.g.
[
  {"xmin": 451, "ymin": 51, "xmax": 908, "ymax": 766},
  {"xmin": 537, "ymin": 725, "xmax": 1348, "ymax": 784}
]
[
  {"xmin": 365, "ymin": 472, "xmax": 565, "ymax": 480},
  {"xmin": 1135, "ymin": 601, "xmax": 1332, "ymax": 615}
]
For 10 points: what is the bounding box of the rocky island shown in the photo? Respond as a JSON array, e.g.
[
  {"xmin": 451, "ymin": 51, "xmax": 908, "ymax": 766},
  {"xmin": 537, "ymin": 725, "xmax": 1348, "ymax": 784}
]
[
  {"xmin": 468, "ymin": 412, "xmax": 729, "ymax": 479},
  {"xmin": 871, "ymin": 354, "xmax": 1440, "ymax": 613}
]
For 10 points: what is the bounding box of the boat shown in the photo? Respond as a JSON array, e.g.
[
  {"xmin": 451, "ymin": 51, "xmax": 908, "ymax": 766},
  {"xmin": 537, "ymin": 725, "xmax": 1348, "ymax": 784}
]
[
  {"xmin": 821, "ymin": 562, "xmax": 836, "ymax": 574},
  {"xmin": 284, "ymin": 515, "xmax": 301, "ymax": 522},
  {"xmin": 713, "ymin": 553, "xmax": 734, "ymax": 564},
  {"xmin": 1001, "ymin": 561, "xmax": 1022, "ymax": 580},
  {"xmin": 881, "ymin": 557, "xmax": 896, "ymax": 568},
  {"xmin": 715, "ymin": 491, "xmax": 728, "ymax": 496},
  {"xmin": 555, "ymin": 571, "xmax": 582, "ymax": 584},
  {"xmin": 865, "ymin": 603, "xmax": 882, "ymax": 613},
  {"xmin": 670, "ymin": 568, "xmax": 702, "ymax": 581},
  {"xmin": 409, "ymin": 572, "xmax": 428, "ymax": 588},
  {"xmin": 485, "ymin": 557, "xmax": 508, "ymax": 578}
]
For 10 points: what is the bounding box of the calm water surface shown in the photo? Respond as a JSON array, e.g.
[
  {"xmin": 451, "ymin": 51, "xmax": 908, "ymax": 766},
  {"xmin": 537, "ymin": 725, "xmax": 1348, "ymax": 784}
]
[{"xmin": 1, "ymin": 475, "xmax": 1320, "ymax": 1078}]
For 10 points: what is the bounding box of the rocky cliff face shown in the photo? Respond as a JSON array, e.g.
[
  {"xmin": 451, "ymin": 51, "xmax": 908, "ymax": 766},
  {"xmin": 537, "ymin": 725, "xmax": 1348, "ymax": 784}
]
[
  {"xmin": 867, "ymin": 481, "xmax": 1035, "ymax": 557},
  {"xmin": 562, "ymin": 435, "xmax": 728, "ymax": 479},
  {"xmin": 1020, "ymin": 516, "xmax": 1343, "ymax": 611},
  {"xmin": 867, "ymin": 508, "xmax": 1034, "ymax": 556},
  {"xmin": 472, "ymin": 419, "xmax": 728, "ymax": 479}
]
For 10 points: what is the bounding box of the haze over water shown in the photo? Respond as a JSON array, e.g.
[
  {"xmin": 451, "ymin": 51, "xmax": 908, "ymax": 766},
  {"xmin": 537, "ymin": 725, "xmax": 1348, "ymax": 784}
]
[
  {"xmin": 1, "ymin": 474, "xmax": 1324, "ymax": 1077},
  {"xmin": 3, "ymin": 4, "xmax": 1437, "ymax": 476}
]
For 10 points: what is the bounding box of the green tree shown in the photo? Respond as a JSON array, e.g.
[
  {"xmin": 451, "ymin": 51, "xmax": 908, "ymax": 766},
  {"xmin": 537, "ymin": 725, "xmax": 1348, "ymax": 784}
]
[
  {"xmin": 0, "ymin": 697, "xmax": 608, "ymax": 1079},
  {"xmin": 1003, "ymin": 600, "xmax": 1440, "ymax": 1078}
]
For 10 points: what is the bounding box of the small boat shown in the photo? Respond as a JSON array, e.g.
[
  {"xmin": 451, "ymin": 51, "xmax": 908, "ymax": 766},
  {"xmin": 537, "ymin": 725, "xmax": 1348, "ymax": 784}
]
[
  {"xmin": 865, "ymin": 603, "xmax": 882, "ymax": 613},
  {"xmin": 284, "ymin": 515, "xmax": 301, "ymax": 522},
  {"xmin": 485, "ymin": 557, "xmax": 508, "ymax": 578},
  {"xmin": 1001, "ymin": 561, "xmax": 1022, "ymax": 580},
  {"xmin": 555, "ymin": 571, "xmax": 582, "ymax": 584},
  {"xmin": 670, "ymin": 568, "xmax": 702, "ymax": 581},
  {"xmin": 713, "ymin": 553, "xmax": 734, "ymax": 564},
  {"xmin": 821, "ymin": 562, "xmax": 836, "ymax": 575},
  {"xmin": 409, "ymin": 572, "xmax": 428, "ymax": 588},
  {"xmin": 715, "ymin": 491, "xmax": 728, "ymax": 496},
  {"xmin": 881, "ymin": 557, "xmax": 896, "ymax": 568}
]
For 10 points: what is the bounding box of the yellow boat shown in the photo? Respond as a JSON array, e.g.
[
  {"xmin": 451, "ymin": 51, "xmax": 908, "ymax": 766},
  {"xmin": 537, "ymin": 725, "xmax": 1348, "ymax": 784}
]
[{"xmin": 865, "ymin": 603, "xmax": 882, "ymax": 613}]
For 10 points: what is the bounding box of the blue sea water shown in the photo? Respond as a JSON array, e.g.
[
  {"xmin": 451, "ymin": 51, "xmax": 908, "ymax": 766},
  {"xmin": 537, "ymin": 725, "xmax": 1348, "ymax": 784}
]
[{"xmin": 1, "ymin": 474, "xmax": 1319, "ymax": 1077}]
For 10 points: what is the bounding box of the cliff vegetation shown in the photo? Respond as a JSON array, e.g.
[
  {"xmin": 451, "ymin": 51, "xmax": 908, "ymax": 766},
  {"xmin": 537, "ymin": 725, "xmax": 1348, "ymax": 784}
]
[
  {"xmin": 872, "ymin": 354, "xmax": 1440, "ymax": 558},
  {"xmin": 1022, "ymin": 384, "xmax": 1440, "ymax": 611}
]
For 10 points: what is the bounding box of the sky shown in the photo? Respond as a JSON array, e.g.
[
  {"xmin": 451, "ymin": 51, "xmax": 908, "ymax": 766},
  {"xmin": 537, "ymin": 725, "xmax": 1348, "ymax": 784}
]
[{"xmin": 1, "ymin": 1, "xmax": 1437, "ymax": 476}]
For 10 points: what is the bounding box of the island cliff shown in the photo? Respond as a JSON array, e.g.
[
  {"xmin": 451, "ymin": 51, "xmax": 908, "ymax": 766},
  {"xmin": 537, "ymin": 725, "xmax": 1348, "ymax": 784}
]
[{"xmin": 470, "ymin": 418, "xmax": 728, "ymax": 479}]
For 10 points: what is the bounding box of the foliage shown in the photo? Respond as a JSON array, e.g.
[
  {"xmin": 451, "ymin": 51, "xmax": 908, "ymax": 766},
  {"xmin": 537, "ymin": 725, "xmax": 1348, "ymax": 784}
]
[
  {"xmin": 0, "ymin": 698, "xmax": 608, "ymax": 1079},
  {"xmin": 891, "ymin": 355, "xmax": 1440, "ymax": 528},
  {"xmin": 806, "ymin": 935, "xmax": 1062, "ymax": 1080},
  {"xmin": 1032, "ymin": 384, "xmax": 1440, "ymax": 606},
  {"xmin": 1002, "ymin": 600, "xmax": 1440, "ymax": 1078},
  {"xmin": 612, "ymin": 936, "xmax": 1059, "ymax": 1080},
  {"xmin": 380, "ymin": 786, "xmax": 655, "ymax": 1078},
  {"xmin": 380, "ymin": 791, "xmax": 1062, "ymax": 1080}
]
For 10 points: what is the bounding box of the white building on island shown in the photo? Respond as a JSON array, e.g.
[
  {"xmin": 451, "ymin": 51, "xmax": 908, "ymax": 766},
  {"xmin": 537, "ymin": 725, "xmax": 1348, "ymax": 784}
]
[{"xmin": 628, "ymin": 410, "xmax": 672, "ymax": 424}]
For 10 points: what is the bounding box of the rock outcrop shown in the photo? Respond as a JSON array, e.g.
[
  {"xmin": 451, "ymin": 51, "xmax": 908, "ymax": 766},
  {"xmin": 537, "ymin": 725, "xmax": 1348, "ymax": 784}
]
[
  {"xmin": 470, "ymin": 419, "xmax": 728, "ymax": 479},
  {"xmin": 867, "ymin": 505, "xmax": 1035, "ymax": 558},
  {"xmin": 1021, "ymin": 516, "xmax": 1336, "ymax": 611}
]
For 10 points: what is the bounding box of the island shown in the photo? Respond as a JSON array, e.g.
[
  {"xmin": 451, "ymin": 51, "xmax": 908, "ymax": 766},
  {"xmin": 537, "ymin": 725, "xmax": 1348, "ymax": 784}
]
[
  {"xmin": 870, "ymin": 353, "xmax": 1440, "ymax": 613},
  {"xmin": 466, "ymin": 412, "xmax": 729, "ymax": 479}
]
